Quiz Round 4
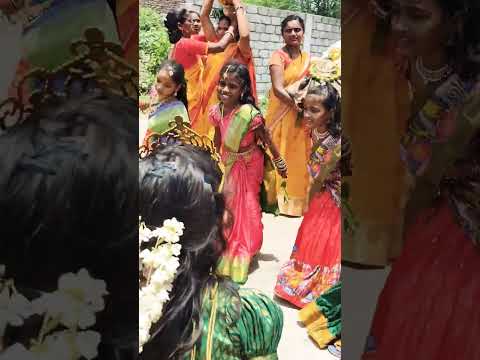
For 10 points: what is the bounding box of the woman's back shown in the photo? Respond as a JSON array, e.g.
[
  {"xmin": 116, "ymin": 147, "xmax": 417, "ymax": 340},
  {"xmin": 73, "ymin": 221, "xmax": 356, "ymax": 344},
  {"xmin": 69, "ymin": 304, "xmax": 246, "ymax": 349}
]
[{"xmin": 188, "ymin": 281, "xmax": 283, "ymax": 360}]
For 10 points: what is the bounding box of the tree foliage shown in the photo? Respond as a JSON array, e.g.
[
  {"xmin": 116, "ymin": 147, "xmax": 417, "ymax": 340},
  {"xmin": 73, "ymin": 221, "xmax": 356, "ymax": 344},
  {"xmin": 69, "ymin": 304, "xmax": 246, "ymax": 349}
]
[
  {"xmin": 244, "ymin": 0, "xmax": 340, "ymax": 18},
  {"xmin": 139, "ymin": 7, "xmax": 171, "ymax": 95}
]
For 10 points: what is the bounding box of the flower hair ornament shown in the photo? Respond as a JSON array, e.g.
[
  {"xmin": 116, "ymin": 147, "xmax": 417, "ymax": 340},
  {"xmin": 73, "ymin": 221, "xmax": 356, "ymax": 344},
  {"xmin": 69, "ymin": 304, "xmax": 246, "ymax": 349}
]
[
  {"xmin": 0, "ymin": 266, "xmax": 108, "ymax": 359},
  {"xmin": 0, "ymin": 27, "xmax": 138, "ymax": 131},
  {"xmin": 287, "ymin": 40, "xmax": 341, "ymax": 108},
  {"xmin": 139, "ymin": 116, "xmax": 225, "ymax": 190},
  {"xmin": 309, "ymin": 40, "xmax": 341, "ymax": 93},
  {"xmin": 138, "ymin": 217, "xmax": 185, "ymax": 353}
]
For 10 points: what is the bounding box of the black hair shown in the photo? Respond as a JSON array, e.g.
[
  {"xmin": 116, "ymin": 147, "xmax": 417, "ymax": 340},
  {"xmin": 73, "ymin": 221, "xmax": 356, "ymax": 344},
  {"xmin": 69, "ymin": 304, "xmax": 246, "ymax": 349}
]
[
  {"xmin": 383, "ymin": 0, "xmax": 480, "ymax": 79},
  {"xmin": 218, "ymin": 15, "xmax": 232, "ymax": 27},
  {"xmin": 219, "ymin": 60, "xmax": 258, "ymax": 109},
  {"xmin": 164, "ymin": 9, "xmax": 189, "ymax": 44},
  {"xmin": 436, "ymin": 0, "xmax": 480, "ymax": 78},
  {"xmin": 139, "ymin": 145, "xmax": 227, "ymax": 359},
  {"xmin": 156, "ymin": 59, "xmax": 188, "ymax": 109},
  {"xmin": 281, "ymin": 14, "xmax": 305, "ymax": 33},
  {"xmin": 306, "ymin": 81, "xmax": 341, "ymax": 138},
  {"xmin": 0, "ymin": 91, "xmax": 138, "ymax": 358},
  {"xmin": 188, "ymin": 10, "xmax": 201, "ymax": 18}
]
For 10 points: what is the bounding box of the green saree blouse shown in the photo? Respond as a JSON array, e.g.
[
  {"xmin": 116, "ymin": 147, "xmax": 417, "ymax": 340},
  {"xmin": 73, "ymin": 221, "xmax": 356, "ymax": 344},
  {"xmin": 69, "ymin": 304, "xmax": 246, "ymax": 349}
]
[{"xmin": 187, "ymin": 282, "xmax": 283, "ymax": 360}]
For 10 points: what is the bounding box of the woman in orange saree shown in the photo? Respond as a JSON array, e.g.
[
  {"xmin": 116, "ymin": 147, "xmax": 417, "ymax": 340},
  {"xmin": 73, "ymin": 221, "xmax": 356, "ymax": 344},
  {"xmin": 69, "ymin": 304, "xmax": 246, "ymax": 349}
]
[
  {"xmin": 196, "ymin": 0, "xmax": 257, "ymax": 138},
  {"xmin": 163, "ymin": 9, "xmax": 234, "ymax": 127},
  {"xmin": 264, "ymin": 15, "xmax": 311, "ymax": 216}
]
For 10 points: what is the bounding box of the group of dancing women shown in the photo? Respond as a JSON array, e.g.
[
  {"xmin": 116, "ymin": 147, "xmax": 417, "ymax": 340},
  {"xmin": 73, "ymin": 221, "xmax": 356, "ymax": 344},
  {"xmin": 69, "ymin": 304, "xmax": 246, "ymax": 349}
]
[{"xmin": 139, "ymin": 0, "xmax": 342, "ymax": 357}]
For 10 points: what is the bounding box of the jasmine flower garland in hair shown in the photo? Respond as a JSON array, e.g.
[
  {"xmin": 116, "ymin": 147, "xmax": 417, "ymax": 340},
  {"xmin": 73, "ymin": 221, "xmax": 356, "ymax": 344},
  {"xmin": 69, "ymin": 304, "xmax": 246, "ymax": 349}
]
[
  {"xmin": 138, "ymin": 217, "xmax": 184, "ymax": 353},
  {"xmin": 0, "ymin": 267, "xmax": 107, "ymax": 359}
]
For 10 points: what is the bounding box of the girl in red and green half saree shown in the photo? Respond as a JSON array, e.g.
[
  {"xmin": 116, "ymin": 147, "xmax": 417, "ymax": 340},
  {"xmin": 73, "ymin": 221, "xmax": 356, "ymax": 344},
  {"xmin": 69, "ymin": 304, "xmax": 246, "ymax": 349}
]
[{"xmin": 210, "ymin": 61, "xmax": 287, "ymax": 284}]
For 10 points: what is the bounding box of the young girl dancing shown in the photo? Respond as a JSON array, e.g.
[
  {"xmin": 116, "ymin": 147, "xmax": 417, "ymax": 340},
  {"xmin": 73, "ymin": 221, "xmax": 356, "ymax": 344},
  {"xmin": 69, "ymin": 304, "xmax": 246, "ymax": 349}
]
[
  {"xmin": 140, "ymin": 60, "xmax": 189, "ymax": 146},
  {"xmin": 274, "ymin": 81, "xmax": 341, "ymax": 307},
  {"xmin": 210, "ymin": 60, "xmax": 287, "ymax": 284}
]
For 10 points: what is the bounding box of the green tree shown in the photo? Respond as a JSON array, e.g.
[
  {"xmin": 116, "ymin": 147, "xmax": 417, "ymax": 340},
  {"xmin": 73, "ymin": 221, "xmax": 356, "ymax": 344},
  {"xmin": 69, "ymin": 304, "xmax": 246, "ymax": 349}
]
[
  {"xmin": 301, "ymin": 0, "xmax": 340, "ymax": 18},
  {"xmin": 244, "ymin": 0, "xmax": 300, "ymax": 11},
  {"xmin": 139, "ymin": 7, "xmax": 171, "ymax": 95},
  {"xmin": 243, "ymin": 0, "xmax": 340, "ymax": 18}
]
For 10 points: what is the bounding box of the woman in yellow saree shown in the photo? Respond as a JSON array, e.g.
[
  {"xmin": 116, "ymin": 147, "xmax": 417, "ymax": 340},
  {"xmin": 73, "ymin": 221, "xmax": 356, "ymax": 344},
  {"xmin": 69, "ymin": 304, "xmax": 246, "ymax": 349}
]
[
  {"xmin": 264, "ymin": 15, "xmax": 311, "ymax": 216},
  {"xmin": 163, "ymin": 8, "xmax": 234, "ymax": 127},
  {"xmin": 196, "ymin": 0, "xmax": 256, "ymax": 138},
  {"xmin": 342, "ymin": 0, "xmax": 410, "ymax": 266}
]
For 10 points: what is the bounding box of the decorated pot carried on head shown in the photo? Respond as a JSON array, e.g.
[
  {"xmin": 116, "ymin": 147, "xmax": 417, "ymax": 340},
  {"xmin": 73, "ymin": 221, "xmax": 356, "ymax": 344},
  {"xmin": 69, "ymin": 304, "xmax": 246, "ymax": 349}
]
[
  {"xmin": 286, "ymin": 40, "xmax": 341, "ymax": 108},
  {"xmin": 217, "ymin": 0, "xmax": 236, "ymax": 17}
]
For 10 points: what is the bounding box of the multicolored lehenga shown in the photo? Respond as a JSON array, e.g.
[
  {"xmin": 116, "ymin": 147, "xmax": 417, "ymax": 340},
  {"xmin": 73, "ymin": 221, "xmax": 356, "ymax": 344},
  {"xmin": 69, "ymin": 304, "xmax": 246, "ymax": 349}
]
[
  {"xmin": 274, "ymin": 134, "xmax": 341, "ymax": 308},
  {"xmin": 362, "ymin": 73, "xmax": 480, "ymax": 360},
  {"xmin": 209, "ymin": 104, "xmax": 265, "ymax": 284}
]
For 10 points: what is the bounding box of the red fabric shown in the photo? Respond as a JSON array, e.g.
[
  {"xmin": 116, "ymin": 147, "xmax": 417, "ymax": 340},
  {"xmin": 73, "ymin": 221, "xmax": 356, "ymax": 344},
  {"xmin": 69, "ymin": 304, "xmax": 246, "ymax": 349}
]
[
  {"xmin": 192, "ymin": 34, "xmax": 207, "ymax": 42},
  {"xmin": 209, "ymin": 105, "xmax": 264, "ymax": 261},
  {"xmin": 171, "ymin": 37, "xmax": 208, "ymax": 70},
  {"xmin": 274, "ymin": 191, "xmax": 341, "ymax": 308},
  {"xmin": 365, "ymin": 201, "xmax": 480, "ymax": 360}
]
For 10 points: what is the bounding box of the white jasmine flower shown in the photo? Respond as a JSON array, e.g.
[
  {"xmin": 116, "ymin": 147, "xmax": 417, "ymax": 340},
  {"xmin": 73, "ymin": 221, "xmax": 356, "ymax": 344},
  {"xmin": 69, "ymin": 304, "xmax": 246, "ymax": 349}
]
[
  {"xmin": 163, "ymin": 218, "xmax": 185, "ymax": 237},
  {"xmin": 0, "ymin": 286, "xmax": 34, "ymax": 329},
  {"xmin": 74, "ymin": 331, "xmax": 101, "ymax": 360},
  {"xmin": 32, "ymin": 269, "xmax": 108, "ymax": 329},
  {"xmin": 30, "ymin": 331, "xmax": 72, "ymax": 360},
  {"xmin": 138, "ymin": 218, "xmax": 183, "ymax": 353},
  {"xmin": 0, "ymin": 343, "xmax": 36, "ymax": 360},
  {"xmin": 58, "ymin": 269, "xmax": 108, "ymax": 312}
]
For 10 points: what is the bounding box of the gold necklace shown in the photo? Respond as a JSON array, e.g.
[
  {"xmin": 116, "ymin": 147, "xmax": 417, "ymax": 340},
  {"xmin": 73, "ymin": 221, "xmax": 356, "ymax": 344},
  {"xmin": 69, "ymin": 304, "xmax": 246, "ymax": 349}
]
[{"xmin": 313, "ymin": 128, "xmax": 329, "ymax": 141}]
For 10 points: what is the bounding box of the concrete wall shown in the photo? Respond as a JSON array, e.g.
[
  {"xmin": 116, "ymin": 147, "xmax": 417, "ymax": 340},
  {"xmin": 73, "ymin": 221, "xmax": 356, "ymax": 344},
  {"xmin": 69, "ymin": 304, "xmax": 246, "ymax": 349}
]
[{"xmin": 143, "ymin": 0, "xmax": 340, "ymax": 95}]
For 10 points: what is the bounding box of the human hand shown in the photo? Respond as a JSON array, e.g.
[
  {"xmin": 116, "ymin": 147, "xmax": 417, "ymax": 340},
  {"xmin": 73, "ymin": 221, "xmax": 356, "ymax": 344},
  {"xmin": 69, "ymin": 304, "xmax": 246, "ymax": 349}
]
[
  {"xmin": 273, "ymin": 157, "xmax": 288, "ymax": 178},
  {"xmin": 139, "ymin": 98, "xmax": 150, "ymax": 112}
]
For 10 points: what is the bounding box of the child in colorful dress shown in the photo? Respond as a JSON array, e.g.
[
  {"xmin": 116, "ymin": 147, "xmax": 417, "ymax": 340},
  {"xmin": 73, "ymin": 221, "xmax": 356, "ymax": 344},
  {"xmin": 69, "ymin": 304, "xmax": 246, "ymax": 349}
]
[
  {"xmin": 274, "ymin": 81, "xmax": 341, "ymax": 308},
  {"xmin": 210, "ymin": 60, "xmax": 287, "ymax": 284},
  {"xmin": 140, "ymin": 60, "xmax": 189, "ymax": 146}
]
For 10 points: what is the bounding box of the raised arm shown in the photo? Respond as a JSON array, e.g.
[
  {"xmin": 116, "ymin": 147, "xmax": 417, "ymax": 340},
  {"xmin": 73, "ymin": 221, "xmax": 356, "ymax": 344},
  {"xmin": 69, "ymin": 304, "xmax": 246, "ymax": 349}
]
[
  {"xmin": 206, "ymin": 25, "xmax": 235, "ymax": 53},
  {"xmin": 231, "ymin": 0, "xmax": 251, "ymax": 57},
  {"xmin": 200, "ymin": 0, "xmax": 219, "ymax": 42}
]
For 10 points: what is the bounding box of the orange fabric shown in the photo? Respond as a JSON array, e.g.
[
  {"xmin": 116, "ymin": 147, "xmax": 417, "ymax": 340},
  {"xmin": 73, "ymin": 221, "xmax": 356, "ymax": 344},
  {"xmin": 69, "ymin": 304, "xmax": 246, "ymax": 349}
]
[
  {"xmin": 264, "ymin": 51, "xmax": 310, "ymax": 216},
  {"xmin": 172, "ymin": 37, "xmax": 208, "ymax": 126},
  {"xmin": 194, "ymin": 43, "xmax": 257, "ymax": 137},
  {"xmin": 269, "ymin": 49, "xmax": 293, "ymax": 68},
  {"xmin": 342, "ymin": 2, "xmax": 410, "ymax": 265},
  {"xmin": 184, "ymin": 63, "xmax": 204, "ymax": 127}
]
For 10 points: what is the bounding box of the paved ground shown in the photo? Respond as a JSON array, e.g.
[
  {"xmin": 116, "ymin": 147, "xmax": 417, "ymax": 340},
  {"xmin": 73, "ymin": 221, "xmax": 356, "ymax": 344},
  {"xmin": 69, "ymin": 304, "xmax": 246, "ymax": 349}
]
[{"xmin": 244, "ymin": 213, "xmax": 337, "ymax": 360}]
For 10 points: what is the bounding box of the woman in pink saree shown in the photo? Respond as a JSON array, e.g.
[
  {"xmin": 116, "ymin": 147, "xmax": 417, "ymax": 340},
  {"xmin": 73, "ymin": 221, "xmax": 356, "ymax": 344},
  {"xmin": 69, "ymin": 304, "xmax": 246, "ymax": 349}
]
[{"xmin": 210, "ymin": 61, "xmax": 287, "ymax": 284}]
